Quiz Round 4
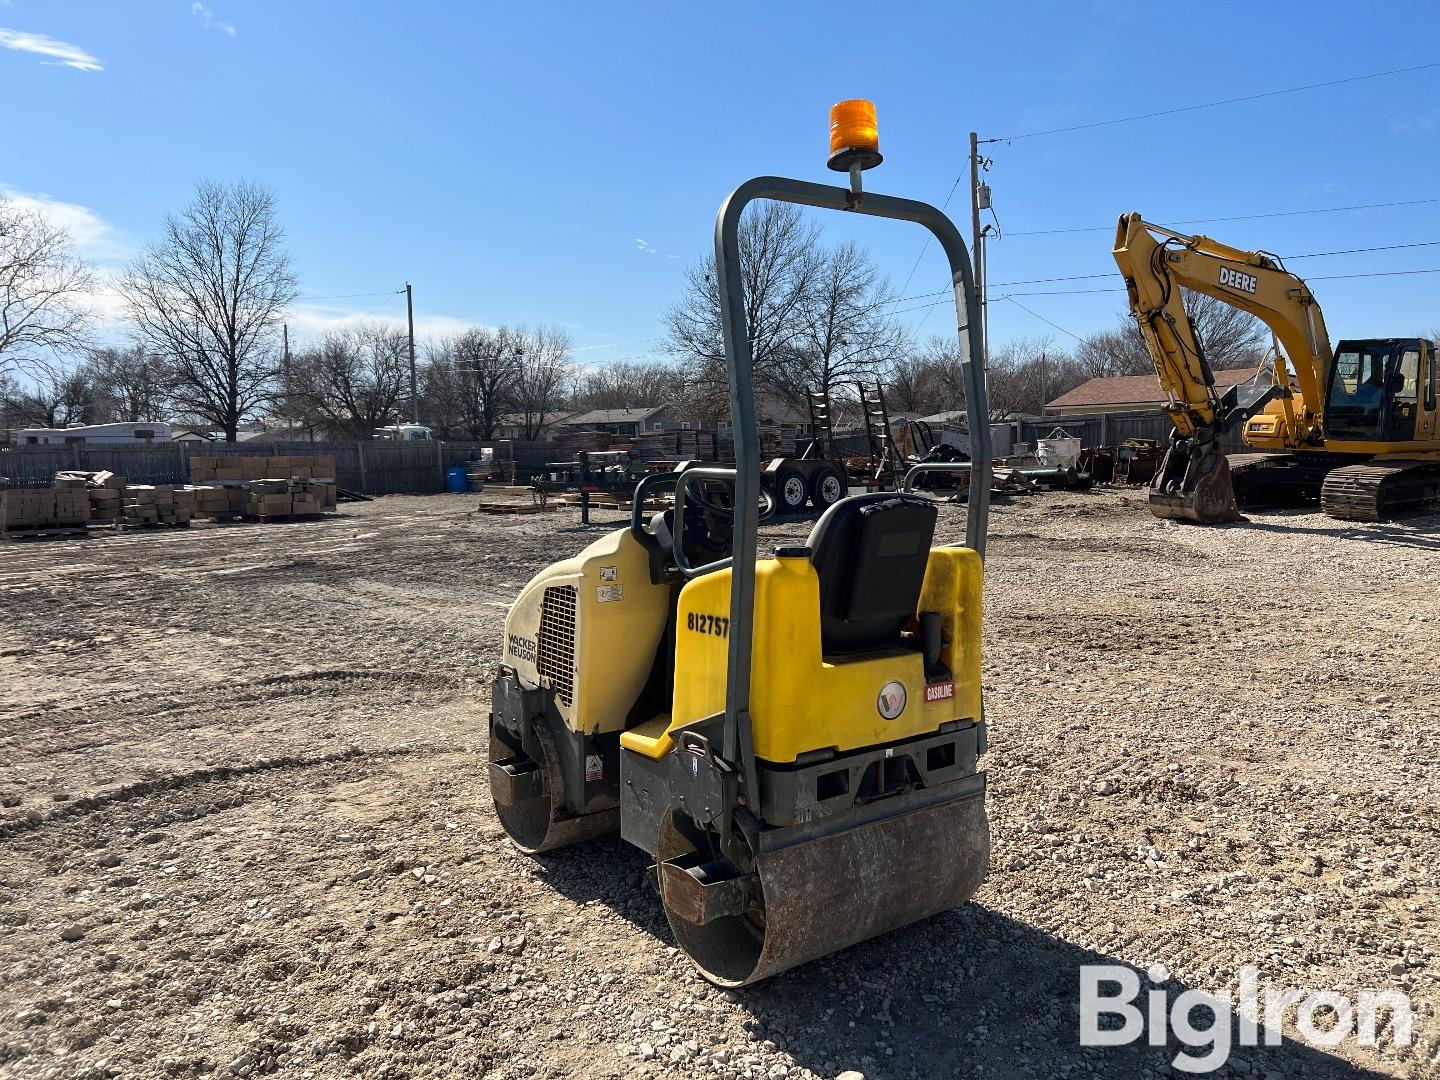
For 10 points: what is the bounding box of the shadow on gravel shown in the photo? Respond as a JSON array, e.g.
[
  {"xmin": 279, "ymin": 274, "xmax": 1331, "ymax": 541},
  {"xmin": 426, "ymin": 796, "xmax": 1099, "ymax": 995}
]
[
  {"xmin": 743, "ymin": 908, "xmax": 1403, "ymax": 1080},
  {"xmin": 1239, "ymin": 515, "xmax": 1440, "ymax": 552},
  {"xmin": 528, "ymin": 842, "xmax": 1402, "ymax": 1080}
]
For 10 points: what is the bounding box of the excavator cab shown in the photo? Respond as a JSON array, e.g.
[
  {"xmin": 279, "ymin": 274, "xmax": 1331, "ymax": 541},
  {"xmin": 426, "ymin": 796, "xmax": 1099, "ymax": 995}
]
[{"xmin": 1325, "ymin": 338, "xmax": 1435, "ymax": 444}]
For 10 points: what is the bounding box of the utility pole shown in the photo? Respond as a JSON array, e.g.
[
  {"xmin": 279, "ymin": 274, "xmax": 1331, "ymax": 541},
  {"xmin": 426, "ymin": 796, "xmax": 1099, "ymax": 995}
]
[
  {"xmin": 968, "ymin": 132, "xmax": 986, "ymax": 359},
  {"xmin": 281, "ymin": 322, "xmax": 291, "ymax": 433},
  {"xmin": 405, "ymin": 282, "xmax": 418, "ymax": 424}
]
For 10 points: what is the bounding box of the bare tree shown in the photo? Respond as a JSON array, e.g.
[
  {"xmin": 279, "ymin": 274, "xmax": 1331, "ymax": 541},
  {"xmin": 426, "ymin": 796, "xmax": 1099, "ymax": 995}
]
[
  {"xmin": 1183, "ymin": 291, "xmax": 1268, "ymax": 368},
  {"xmin": 1078, "ymin": 293, "xmax": 1268, "ymax": 382},
  {"xmin": 1073, "ymin": 321, "xmax": 1154, "ymax": 380},
  {"xmin": 512, "ymin": 326, "xmax": 575, "ymax": 439},
  {"xmin": 0, "ymin": 195, "xmax": 94, "ymax": 377},
  {"xmin": 987, "ymin": 335, "xmax": 1083, "ymax": 418},
  {"xmin": 120, "ymin": 180, "xmax": 297, "ymax": 441},
  {"xmin": 571, "ymin": 359, "xmax": 689, "ymax": 413},
  {"xmin": 435, "ymin": 326, "xmax": 523, "ymax": 440},
  {"xmin": 417, "ymin": 340, "xmax": 464, "ymax": 439},
  {"xmin": 83, "ymin": 344, "xmax": 173, "ymax": 423},
  {"xmin": 9, "ymin": 364, "xmax": 99, "ymax": 428},
  {"xmin": 769, "ymin": 240, "xmax": 906, "ymax": 414},
  {"xmin": 287, "ymin": 324, "xmax": 410, "ymax": 438},
  {"xmin": 883, "ymin": 352, "xmax": 939, "ymax": 415},
  {"xmin": 664, "ymin": 202, "xmax": 821, "ymax": 396}
]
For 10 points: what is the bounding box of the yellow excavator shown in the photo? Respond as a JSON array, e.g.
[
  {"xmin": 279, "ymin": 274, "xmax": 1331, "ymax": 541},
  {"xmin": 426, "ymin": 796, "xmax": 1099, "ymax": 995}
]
[
  {"xmin": 488, "ymin": 102, "xmax": 993, "ymax": 986},
  {"xmin": 1112, "ymin": 213, "xmax": 1440, "ymax": 522}
]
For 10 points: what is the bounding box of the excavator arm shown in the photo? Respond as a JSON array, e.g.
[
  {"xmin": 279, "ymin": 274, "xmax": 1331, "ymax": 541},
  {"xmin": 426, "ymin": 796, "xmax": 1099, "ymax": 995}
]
[{"xmin": 1111, "ymin": 213, "xmax": 1333, "ymax": 521}]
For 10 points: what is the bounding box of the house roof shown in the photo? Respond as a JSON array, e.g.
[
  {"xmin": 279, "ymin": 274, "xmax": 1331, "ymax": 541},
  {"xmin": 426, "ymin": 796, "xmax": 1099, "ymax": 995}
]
[
  {"xmin": 498, "ymin": 411, "xmax": 573, "ymax": 428},
  {"xmin": 1046, "ymin": 367, "xmax": 1260, "ymax": 409},
  {"xmin": 562, "ymin": 406, "xmax": 667, "ymax": 426},
  {"xmin": 915, "ymin": 409, "xmax": 968, "ymax": 426}
]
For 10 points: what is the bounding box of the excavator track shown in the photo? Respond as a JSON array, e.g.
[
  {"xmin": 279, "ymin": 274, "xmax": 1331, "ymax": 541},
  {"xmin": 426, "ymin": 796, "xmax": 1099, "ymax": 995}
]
[{"xmin": 1320, "ymin": 460, "xmax": 1440, "ymax": 522}]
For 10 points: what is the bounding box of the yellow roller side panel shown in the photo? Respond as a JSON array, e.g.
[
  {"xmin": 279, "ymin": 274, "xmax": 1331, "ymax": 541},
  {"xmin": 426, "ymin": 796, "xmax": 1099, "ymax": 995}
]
[
  {"xmin": 666, "ymin": 547, "xmax": 982, "ymax": 764},
  {"xmin": 919, "ymin": 546, "xmax": 984, "ymax": 727},
  {"xmin": 503, "ymin": 528, "xmax": 669, "ymax": 736}
]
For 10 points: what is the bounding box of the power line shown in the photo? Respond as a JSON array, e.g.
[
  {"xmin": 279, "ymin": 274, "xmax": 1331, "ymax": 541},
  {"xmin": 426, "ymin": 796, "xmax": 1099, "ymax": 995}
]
[
  {"xmin": 573, "ymin": 336, "xmax": 660, "ymax": 352},
  {"xmin": 1308, "ymin": 267, "xmax": 1440, "ymax": 281},
  {"xmin": 885, "ymin": 266, "xmax": 1440, "ymax": 322},
  {"xmin": 882, "ymin": 239, "xmax": 1440, "ymax": 307},
  {"xmin": 1009, "ymin": 197, "xmax": 1440, "ymax": 237},
  {"xmin": 296, "ymin": 289, "xmax": 403, "ymax": 302},
  {"xmin": 998, "ymin": 295, "xmax": 1085, "ymax": 342},
  {"xmin": 1287, "ymin": 239, "xmax": 1440, "ymax": 260},
  {"xmin": 897, "ymin": 173, "xmax": 965, "ymax": 298},
  {"xmin": 999, "ymin": 61, "xmax": 1440, "ymax": 141}
]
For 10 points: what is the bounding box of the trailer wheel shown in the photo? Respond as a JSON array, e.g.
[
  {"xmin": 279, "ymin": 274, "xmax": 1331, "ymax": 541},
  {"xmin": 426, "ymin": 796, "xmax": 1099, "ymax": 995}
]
[
  {"xmin": 809, "ymin": 467, "xmax": 845, "ymax": 509},
  {"xmin": 773, "ymin": 468, "xmax": 809, "ymax": 514}
]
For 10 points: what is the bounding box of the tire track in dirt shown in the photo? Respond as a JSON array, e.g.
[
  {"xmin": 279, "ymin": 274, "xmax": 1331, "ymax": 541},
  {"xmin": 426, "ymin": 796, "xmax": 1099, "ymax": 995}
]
[{"xmin": 0, "ymin": 744, "xmax": 430, "ymax": 840}]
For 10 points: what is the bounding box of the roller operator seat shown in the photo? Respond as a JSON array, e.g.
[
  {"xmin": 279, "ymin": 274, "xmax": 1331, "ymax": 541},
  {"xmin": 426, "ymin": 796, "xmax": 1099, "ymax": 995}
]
[{"xmin": 800, "ymin": 492, "xmax": 938, "ymax": 655}]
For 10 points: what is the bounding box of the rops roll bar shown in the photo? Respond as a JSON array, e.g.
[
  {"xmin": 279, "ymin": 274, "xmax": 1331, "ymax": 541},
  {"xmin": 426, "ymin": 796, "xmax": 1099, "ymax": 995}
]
[{"xmin": 693, "ymin": 176, "xmax": 989, "ymax": 801}]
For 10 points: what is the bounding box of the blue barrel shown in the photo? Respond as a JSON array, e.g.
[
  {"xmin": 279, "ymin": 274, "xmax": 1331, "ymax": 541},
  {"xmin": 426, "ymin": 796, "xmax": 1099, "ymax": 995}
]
[{"xmin": 446, "ymin": 466, "xmax": 469, "ymax": 493}]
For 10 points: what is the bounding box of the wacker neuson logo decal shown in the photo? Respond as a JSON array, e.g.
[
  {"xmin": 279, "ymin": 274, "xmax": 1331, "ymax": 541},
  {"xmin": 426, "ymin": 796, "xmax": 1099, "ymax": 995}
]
[{"xmin": 1080, "ymin": 963, "xmax": 1412, "ymax": 1073}]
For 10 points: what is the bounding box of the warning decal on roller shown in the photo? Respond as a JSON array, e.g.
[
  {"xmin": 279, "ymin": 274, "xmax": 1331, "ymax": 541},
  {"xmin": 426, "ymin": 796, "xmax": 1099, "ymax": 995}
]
[{"xmin": 925, "ymin": 681, "xmax": 955, "ymax": 703}]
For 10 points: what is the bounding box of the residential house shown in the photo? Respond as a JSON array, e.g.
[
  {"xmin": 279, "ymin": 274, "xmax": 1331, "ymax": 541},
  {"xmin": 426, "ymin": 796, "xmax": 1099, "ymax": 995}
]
[
  {"xmin": 494, "ymin": 411, "xmax": 574, "ymax": 441},
  {"xmin": 558, "ymin": 406, "xmax": 672, "ymax": 437}
]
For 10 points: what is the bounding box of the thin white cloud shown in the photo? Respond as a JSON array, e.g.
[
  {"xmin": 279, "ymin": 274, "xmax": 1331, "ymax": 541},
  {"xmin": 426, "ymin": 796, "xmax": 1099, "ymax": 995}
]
[
  {"xmin": 1, "ymin": 186, "xmax": 132, "ymax": 262},
  {"xmin": 0, "ymin": 27, "xmax": 103, "ymax": 71},
  {"xmin": 1393, "ymin": 110, "xmax": 1440, "ymax": 135},
  {"xmin": 285, "ymin": 303, "xmax": 472, "ymax": 343},
  {"xmin": 191, "ymin": 2, "xmax": 237, "ymax": 36},
  {"xmin": 634, "ymin": 238, "xmax": 658, "ymax": 255}
]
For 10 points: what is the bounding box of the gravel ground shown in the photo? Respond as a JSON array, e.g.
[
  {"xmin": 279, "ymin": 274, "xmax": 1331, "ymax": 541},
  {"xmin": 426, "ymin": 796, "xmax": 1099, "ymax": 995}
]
[{"xmin": 0, "ymin": 489, "xmax": 1436, "ymax": 1080}]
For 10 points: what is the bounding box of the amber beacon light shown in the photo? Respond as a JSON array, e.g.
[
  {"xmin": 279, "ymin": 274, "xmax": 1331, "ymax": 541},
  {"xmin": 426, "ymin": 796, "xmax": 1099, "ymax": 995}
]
[{"xmin": 828, "ymin": 99, "xmax": 882, "ymax": 172}]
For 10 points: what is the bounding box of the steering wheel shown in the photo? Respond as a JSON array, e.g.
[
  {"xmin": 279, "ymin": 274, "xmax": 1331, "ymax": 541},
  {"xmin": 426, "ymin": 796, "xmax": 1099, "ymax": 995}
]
[{"xmin": 629, "ymin": 471, "xmax": 773, "ymax": 571}]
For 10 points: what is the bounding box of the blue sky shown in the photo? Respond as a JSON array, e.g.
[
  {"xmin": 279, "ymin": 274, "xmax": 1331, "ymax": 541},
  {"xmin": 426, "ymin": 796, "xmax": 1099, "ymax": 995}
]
[{"xmin": 4, "ymin": 0, "xmax": 1440, "ymax": 365}]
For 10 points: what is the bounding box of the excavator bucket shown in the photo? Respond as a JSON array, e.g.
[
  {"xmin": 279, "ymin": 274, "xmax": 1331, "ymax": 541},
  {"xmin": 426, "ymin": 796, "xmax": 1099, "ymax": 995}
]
[{"xmin": 1147, "ymin": 441, "xmax": 1242, "ymax": 524}]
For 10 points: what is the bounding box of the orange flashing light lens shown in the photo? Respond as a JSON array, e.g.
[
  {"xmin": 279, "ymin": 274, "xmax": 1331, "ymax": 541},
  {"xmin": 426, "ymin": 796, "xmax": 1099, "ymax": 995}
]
[{"xmin": 829, "ymin": 99, "xmax": 879, "ymax": 158}]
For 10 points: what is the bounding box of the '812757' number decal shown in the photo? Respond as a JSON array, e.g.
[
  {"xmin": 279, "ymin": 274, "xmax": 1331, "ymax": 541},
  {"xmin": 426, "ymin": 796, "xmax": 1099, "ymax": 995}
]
[{"xmin": 686, "ymin": 612, "xmax": 729, "ymax": 638}]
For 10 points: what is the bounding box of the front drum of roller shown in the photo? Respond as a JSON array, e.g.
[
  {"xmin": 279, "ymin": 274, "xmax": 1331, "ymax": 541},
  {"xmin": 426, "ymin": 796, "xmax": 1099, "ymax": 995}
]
[{"xmin": 656, "ymin": 791, "xmax": 989, "ymax": 986}]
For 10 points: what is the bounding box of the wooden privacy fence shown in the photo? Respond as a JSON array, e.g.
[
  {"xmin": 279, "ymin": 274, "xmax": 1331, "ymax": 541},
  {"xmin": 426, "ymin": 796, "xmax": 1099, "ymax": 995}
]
[{"xmin": 0, "ymin": 440, "xmax": 555, "ymax": 494}]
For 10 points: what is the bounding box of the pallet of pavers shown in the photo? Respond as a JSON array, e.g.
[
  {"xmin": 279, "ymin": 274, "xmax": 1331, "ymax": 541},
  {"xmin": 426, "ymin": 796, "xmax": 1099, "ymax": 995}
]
[
  {"xmin": 185, "ymin": 483, "xmax": 248, "ymax": 521},
  {"xmin": 121, "ymin": 484, "xmax": 193, "ymax": 527},
  {"xmin": 54, "ymin": 470, "xmax": 128, "ymax": 524},
  {"xmin": 1, "ymin": 485, "xmax": 90, "ymax": 540},
  {"xmin": 243, "ymin": 478, "xmax": 333, "ymax": 521},
  {"xmin": 190, "ymin": 454, "xmax": 337, "ymax": 518}
]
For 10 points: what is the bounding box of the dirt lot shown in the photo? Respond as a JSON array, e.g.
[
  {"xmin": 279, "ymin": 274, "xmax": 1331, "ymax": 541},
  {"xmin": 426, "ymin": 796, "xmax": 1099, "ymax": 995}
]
[{"xmin": 1, "ymin": 489, "xmax": 1437, "ymax": 1080}]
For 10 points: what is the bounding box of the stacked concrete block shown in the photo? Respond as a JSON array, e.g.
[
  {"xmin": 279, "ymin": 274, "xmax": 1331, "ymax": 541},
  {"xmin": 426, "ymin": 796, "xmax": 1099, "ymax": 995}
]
[
  {"xmin": 53, "ymin": 471, "xmax": 132, "ymax": 523},
  {"xmin": 122, "ymin": 485, "xmax": 192, "ymax": 526},
  {"xmin": 241, "ymin": 476, "xmax": 335, "ymax": 518},
  {"xmin": 190, "ymin": 454, "xmax": 337, "ymax": 484},
  {"xmin": 2, "ymin": 489, "xmax": 55, "ymax": 533}
]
